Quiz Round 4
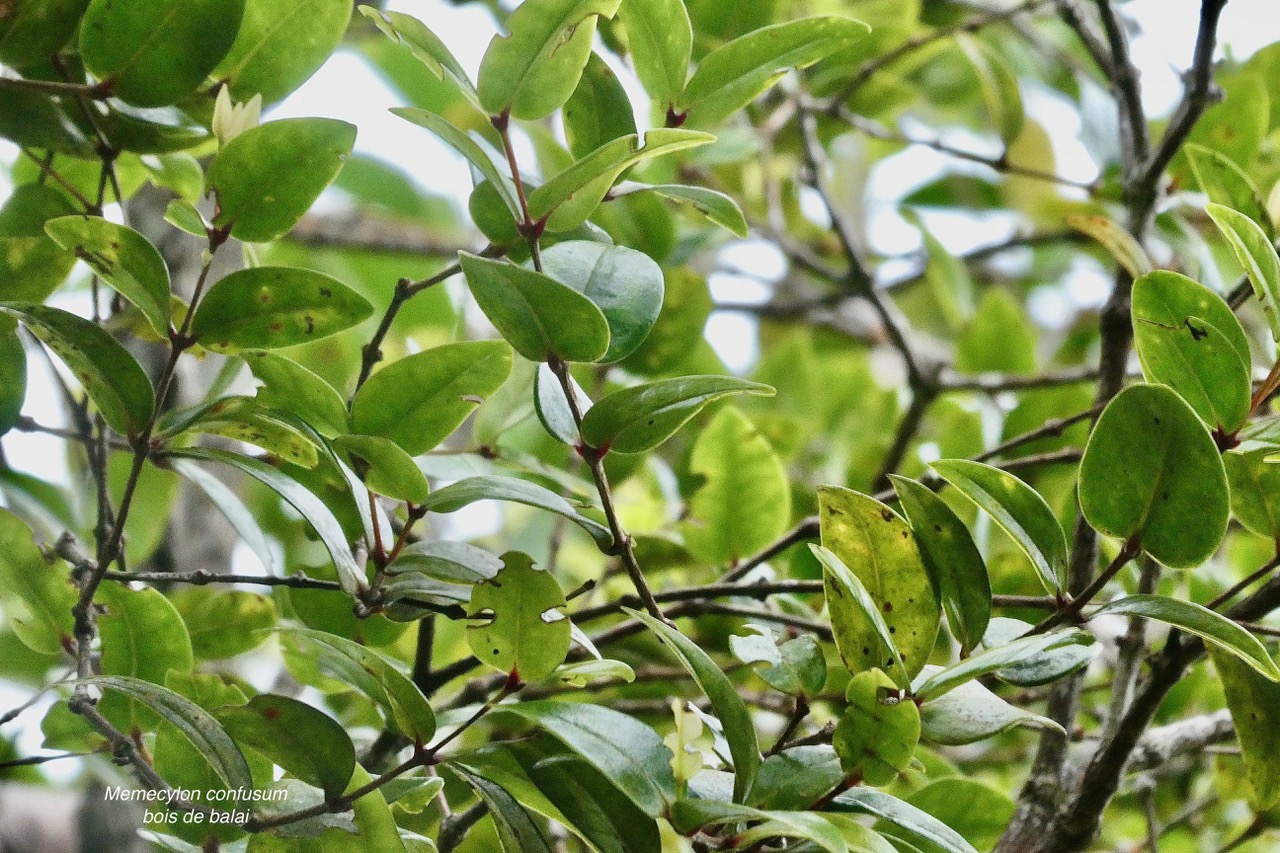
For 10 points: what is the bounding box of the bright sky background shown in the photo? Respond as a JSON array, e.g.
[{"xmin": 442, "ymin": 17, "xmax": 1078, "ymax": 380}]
[{"xmin": 1, "ymin": 0, "xmax": 1277, "ymax": 776}]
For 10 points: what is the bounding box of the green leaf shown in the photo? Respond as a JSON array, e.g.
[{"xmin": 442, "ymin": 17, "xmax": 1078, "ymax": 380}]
[
  {"xmin": 930, "ymin": 459, "xmax": 1068, "ymax": 595},
  {"xmin": 171, "ymin": 588, "xmax": 277, "ymax": 660},
  {"xmin": 217, "ymin": 694, "xmax": 356, "ymax": 799},
  {"xmin": 954, "ymin": 288, "xmax": 1036, "ymax": 375},
  {"xmin": 677, "ymin": 16, "xmax": 871, "ymax": 127},
  {"xmin": 168, "ymin": 447, "xmax": 366, "ymax": 595},
  {"xmin": 1131, "ymin": 271, "xmax": 1251, "ymax": 433},
  {"xmin": 0, "ymin": 303, "xmax": 154, "ymax": 436},
  {"xmin": 386, "ymin": 540, "xmax": 503, "ymax": 585},
  {"xmin": 494, "ymin": 701, "xmax": 676, "ymax": 817},
  {"xmin": 980, "ymin": 617, "xmax": 1098, "ymax": 686},
  {"xmin": 833, "ymin": 668, "xmax": 920, "ymax": 786},
  {"xmin": 0, "ymin": 322, "xmax": 24, "ymax": 437},
  {"xmin": 330, "ymin": 434, "xmax": 430, "ymax": 504},
  {"xmin": 96, "ymin": 583, "xmax": 194, "ymax": 730},
  {"xmin": 1079, "ymin": 383, "xmax": 1229, "ymax": 567},
  {"xmin": 0, "ymin": 508, "xmax": 75, "ymax": 655},
  {"xmin": 1186, "ymin": 144, "xmax": 1273, "ymax": 239},
  {"xmin": 207, "ymin": 118, "xmax": 357, "ymax": 243},
  {"xmin": 1065, "ymin": 213, "xmax": 1153, "ymax": 279},
  {"xmin": 918, "ymin": 673, "xmax": 1064, "ymax": 745},
  {"xmin": 360, "ymin": 6, "xmax": 479, "ymax": 105},
  {"xmin": 0, "ymin": 0, "xmax": 89, "ymax": 70},
  {"xmin": 901, "ymin": 779, "xmax": 1015, "ymax": 852},
  {"xmin": 553, "ymin": 658, "xmax": 637, "ymax": 688},
  {"xmin": 564, "ymin": 51, "xmax": 637, "ymax": 160},
  {"xmin": 628, "ymin": 608, "xmax": 760, "ymax": 804},
  {"xmin": 815, "ymin": 487, "xmax": 940, "ymax": 681},
  {"xmin": 247, "ymin": 764, "xmax": 408, "ymax": 851},
  {"xmin": 215, "ymin": 0, "xmax": 351, "ymax": 104},
  {"xmin": 350, "ymin": 340, "xmax": 513, "ymax": 455},
  {"xmin": 914, "ymin": 631, "xmax": 1090, "ymax": 701},
  {"xmin": 540, "ymin": 241, "xmax": 664, "ymax": 363},
  {"xmin": 749, "ymin": 746, "xmax": 844, "ymax": 811},
  {"xmin": 44, "ymin": 215, "xmax": 171, "ymax": 336},
  {"xmin": 619, "ymin": 268, "xmax": 713, "ymax": 376},
  {"xmin": 177, "ymin": 396, "xmax": 321, "ymax": 467},
  {"xmin": 890, "ymin": 476, "xmax": 991, "ymax": 655},
  {"xmin": 579, "ymin": 375, "xmax": 774, "ymax": 453},
  {"xmin": 82, "ymin": 675, "xmax": 253, "ymax": 792},
  {"xmin": 391, "ymin": 109, "xmax": 521, "ymax": 219},
  {"xmin": 1225, "ymin": 449, "xmax": 1280, "ymax": 539},
  {"xmin": 616, "ymin": 0, "xmax": 691, "ymax": 110},
  {"xmin": 1210, "ymin": 648, "xmax": 1280, "ymax": 808},
  {"xmin": 0, "ymin": 183, "xmax": 78, "ymax": 302},
  {"xmin": 612, "ymin": 182, "xmax": 749, "ymax": 237},
  {"xmin": 459, "ymin": 252, "xmax": 611, "ymax": 362},
  {"xmin": 421, "ymin": 475, "xmax": 612, "ymax": 549},
  {"xmin": 1206, "ymin": 202, "xmax": 1280, "ymax": 342},
  {"xmin": 534, "ymin": 362, "xmax": 586, "ymax": 445},
  {"xmin": 529, "ymin": 128, "xmax": 715, "ymax": 231},
  {"xmin": 80, "ymin": 0, "xmax": 244, "ymax": 107},
  {"xmin": 246, "ymin": 350, "xmax": 350, "ymax": 438},
  {"xmin": 680, "ymin": 406, "xmax": 790, "ymax": 565},
  {"xmin": 730, "ymin": 624, "xmax": 826, "ymax": 698},
  {"xmin": 169, "ymin": 457, "xmax": 276, "ymax": 574},
  {"xmin": 476, "ymin": 0, "xmax": 624, "ymax": 120},
  {"xmin": 671, "ymin": 800, "xmax": 847, "ymax": 853},
  {"xmin": 452, "ymin": 764, "xmax": 555, "ymax": 853},
  {"xmin": 955, "ymin": 33, "xmax": 1024, "ymax": 145},
  {"xmin": 190, "ymin": 266, "xmax": 373, "ymax": 352},
  {"xmin": 467, "ymin": 552, "xmax": 571, "ymax": 681},
  {"xmin": 1093, "ymin": 595, "xmax": 1280, "ymax": 681},
  {"xmin": 280, "ymin": 626, "xmax": 436, "ymax": 743},
  {"xmin": 832, "ymin": 789, "xmax": 979, "ymax": 853}
]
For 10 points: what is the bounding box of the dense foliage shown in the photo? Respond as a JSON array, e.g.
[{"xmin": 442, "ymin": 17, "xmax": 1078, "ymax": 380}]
[{"xmin": 1, "ymin": 0, "xmax": 1279, "ymax": 851}]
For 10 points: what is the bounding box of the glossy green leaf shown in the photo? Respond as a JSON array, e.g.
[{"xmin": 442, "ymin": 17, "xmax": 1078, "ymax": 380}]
[
  {"xmin": 0, "ymin": 183, "xmax": 78, "ymax": 303},
  {"xmin": 730, "ymin": 624, "xmax": 826, "ymax": 698},
  {"xmin": 1093, "ymin": 595, "xmax": 1280, "ymax": 681},
  {"xmin": 833, "ymin": 668, "xmax": 920, "ymax": 786},
  {"xmin": 82, "ymin": 675, "xmax": 253, "ymax": 792},
  {"xmin": 421, "ymin": 475, "xmax": 612, "ymax": 549},
  {"xmin": 280, "ymin": 626, "xmax": 436, "ymax": 743},
  {"xmin": 207, "ymin": 118, "xmax": 357, "ymax": 242},
  {"xmin": 169, "ymin": 457, "xmax": 276, "ymax": 574},
  {"xmin": 612, "ymin": 182, "xmax": 749, "ymax": 237},
  {"xmin": 1225, "ymin": 449, "xmax": 1280, "ymax": 539},
  {"xmin": 534, "ymin": 362, "xmax": 586, "ymax": 445},
  {"xmin": 553, "ymin": 658, "xmax": 637, "ymax": 688},
  {"xmin": 891, "ymin": 475, "xmax": 991, "ymax": 654},
  {"xmin": 0, "ymin": 303, "xmax": 154, "ymax": 436},
  {"xmin": 619, "ymin": 268, "xmax": 713, "ymax": 375},
  {"xmin": 918, "ymin": 673, "xmax": 1063, "ymax": 745},
  {"xmin": 1132, "ymin": 270, "xmax": 1251, "ymax": 433},
  {"xmin": 168, "ymin": 447, "xmax": 365, "ymax": 595},
  {"xmin": 540, "ymin": 241, "xmax": 664, "ymax": 363},
  {"xmin": 452, "ymin": 763, "xmax": 554, "ymax": 853},
  {"xmin": 247, "ymin": 764, "xmax": 407, "ymax": 852},
  {"xmin": 628, "ymin": 608, "xmax": 760, "ymax": 803},
  {"xmin": 351, "ymin": 340, "xmax": 513, "ymax": 455},
  {"xmin": 1210, "ymin": 648, "xmax": 1280, "ymax": 808},
  {"xmin": 178, "ymin": 396, "xmax": 321, "ymax": 467},
  {"xmin": 678, "ymin": 16, "xmax": 871, "ymax": 127},
  {"xmin": 901, "ymin": 779, "xmax": 1015, "ymax": 852},
  {"xmin": 44, "ymin": 215, "xmax": 170, "ymax": 336},
  {"xmin": 246, "ymin": 350, "xmax": 350, "ymax": 438},
  {"xmin": 171, "ymin": 588, "xmax": 276, "ymax": 661},
  {"xmin": 680, "ymin": 406, "xmax": 790, "ymax": 565},
  {"xmin": 476, "ymin": 0, "xmax": 623, "ymax": 120},
  {"xmin": 1065, "ymin": 213, "xmax": 1153, "ymax": 279},
  {"xmin": 460, "ymin": 252, "xmax": 610, "ymax": 362},
  {"xmin": 914, "ymin": 631, "xmax": 1090, "ymax": 701},
  {"xmin": 930, "ymin": 459, "xmax": 1068, "ymax": 595},
  {"xmin": 1186, "ymin": 144, "xmax": 1273, "ymax": 238},
  {"xmin": 0, "ymin": 0, "xmax": 89, "ymax": 69},
  {"xmin": 529, "ymin": 128, "xmax": 714, "ymax": 231},
  {"xmin": 330, "ymin": 434, "xmax": 429, "ymax": 504},
  {"xmin": 1079, "ymin": 383, "xmax": 1229, "ymax": 567},
  {"xmin": 617, "ymin": 0, "xmax": 692, "ymax": 109},
  {"xmin": 815, "ymin": 487, "xmax": 940, "ymax": 681},
  {"xmin": 672, "ymin": 799, "xmax": 847, "ymax": 853},
  {"xmin": 0, "ymin": 508, "xmax": 75, "ymax": 655},
  {"xmin": 360, "ymin": 6, "xmax": 479, "ymax": 104},
  {"xmin": 579, "ymin": 375, "xmax": 774, "ymax": 453},
  {"xmin": 190, "ymin": 266, "xmax": 373, "ymax": 352},
  {"xmin": 392, "ymin": 108, "xmax": 520, "ymax": 219},
  {"xmin": 956, "ymin": 33, "xmax": 1024, "ymax": 145},
  {"xmin": 980, "ymin": 617, "xmax": 1098, "ymax": 686},
  {"xmin": 564, "ymin": 51, "xmax": 637, "ymax": 159},
  {"xmin": 467, "ymin": 552, "xmax": 571, "ymax": 681},
  {"xmin": 0, "ymin": 322, "xmax": 24, "ymax": 436},
  {"xmin": 749, "ymin": 746, "xmax": 845, "ymax": 811},
  {"xmin": 495, "ymin": 701, "xmax": 676, "ymax": 817},
  {"xmin": 214, "ymin": 0, "xmax": 352, "ymax": 104},
  {"xmin": 1206, "ymin": 202, "xmax": 1280, "ymax": 341},
  {"xmin": 386, "ymin": 540, "xmax": 503, "ymax": 585},
  {"xmin": 96, "ymin": 583, "xmax": 194, "ymax": 729},
  {"xmin": 832, "ymin": 789, "xmax": 979, "ymax": 853},
  {"xmin": 80, "ymin": 0, "xmax": 244, "ymax": 106},
  {"xmin": 218, "ymin": 694, "xmax": 356, "ymax": 798}
]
